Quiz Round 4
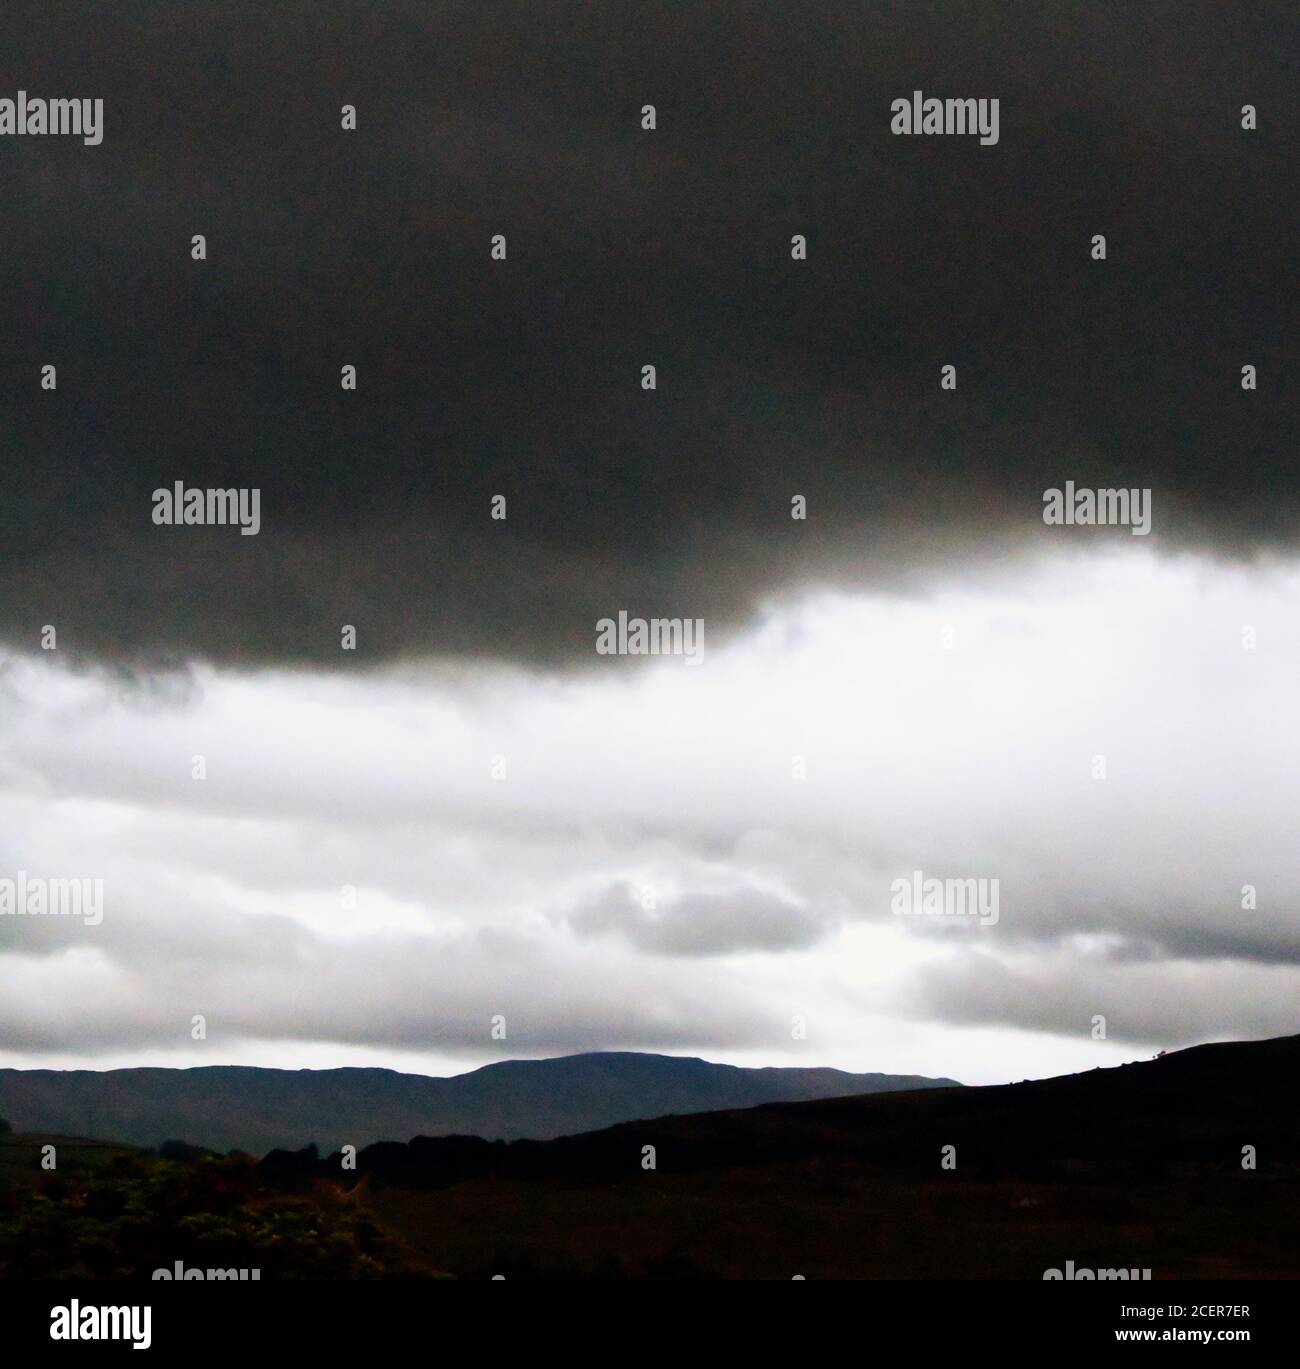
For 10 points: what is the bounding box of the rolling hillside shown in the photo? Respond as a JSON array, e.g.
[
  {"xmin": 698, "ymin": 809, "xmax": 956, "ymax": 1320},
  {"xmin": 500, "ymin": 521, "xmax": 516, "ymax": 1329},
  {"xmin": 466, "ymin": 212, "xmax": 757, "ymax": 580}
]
[{"xmin": 0, "ymin": 1051, "xmax": 958, "ymax": 1154}]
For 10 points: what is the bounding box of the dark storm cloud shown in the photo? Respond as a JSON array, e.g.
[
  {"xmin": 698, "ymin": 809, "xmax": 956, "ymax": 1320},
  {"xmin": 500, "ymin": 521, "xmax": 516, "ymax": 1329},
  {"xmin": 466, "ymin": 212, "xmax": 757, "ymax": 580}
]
[
  {"xmin": 901, "ymin": 946, "xmax": 1300, "ymax": 1047},
  {"xmin": 0, "ymin": 1, "xmax": 1294, "ymax": 667}
]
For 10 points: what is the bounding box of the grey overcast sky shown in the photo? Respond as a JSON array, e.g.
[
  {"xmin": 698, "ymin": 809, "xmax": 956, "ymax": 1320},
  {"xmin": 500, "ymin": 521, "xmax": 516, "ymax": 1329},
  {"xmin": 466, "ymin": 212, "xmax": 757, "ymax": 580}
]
[{"xmin": 0, "ymin": 2, "xmax": 1295, "ymax": 1083}]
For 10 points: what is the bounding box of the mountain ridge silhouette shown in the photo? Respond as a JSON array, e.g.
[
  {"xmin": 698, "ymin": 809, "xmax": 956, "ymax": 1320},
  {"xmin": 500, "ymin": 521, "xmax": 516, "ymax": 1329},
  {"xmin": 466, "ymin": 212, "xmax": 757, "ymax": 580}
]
[{"xmin": 0, "ymin": 1050, "xmax": 959, "ymax": 1155}]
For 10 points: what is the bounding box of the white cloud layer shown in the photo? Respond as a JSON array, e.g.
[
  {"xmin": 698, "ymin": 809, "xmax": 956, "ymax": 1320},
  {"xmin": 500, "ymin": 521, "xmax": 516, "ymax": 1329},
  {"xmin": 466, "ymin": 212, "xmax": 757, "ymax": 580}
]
[{"xmin": 1, "ymin": 545, "xmax": 1296, "ymax": 1085}]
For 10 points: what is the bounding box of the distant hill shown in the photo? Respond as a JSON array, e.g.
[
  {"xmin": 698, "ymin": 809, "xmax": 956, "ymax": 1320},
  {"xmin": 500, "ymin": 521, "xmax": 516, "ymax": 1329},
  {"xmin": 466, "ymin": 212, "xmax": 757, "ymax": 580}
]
[{"xmin": 0, "ymin": 1052, "xmax": 959, "ymax": 1155}]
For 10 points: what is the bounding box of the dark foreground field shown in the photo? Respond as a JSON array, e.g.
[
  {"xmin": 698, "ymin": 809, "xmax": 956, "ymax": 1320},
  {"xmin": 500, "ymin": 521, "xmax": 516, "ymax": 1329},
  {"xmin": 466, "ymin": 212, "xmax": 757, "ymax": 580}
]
[
  {"xmin": 2, "ymin": 1035, "xmax": 1297, "ymax": 1279},
  {"xmin": 361, "ymin": 1034, "xmax": 1300, "ymax": 1278},
  {"xmin": 372, "ymin": 1164, "xmax": 1296, "ymax": 1280}
]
